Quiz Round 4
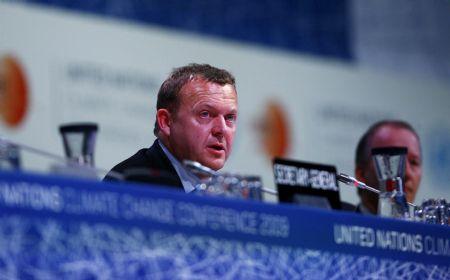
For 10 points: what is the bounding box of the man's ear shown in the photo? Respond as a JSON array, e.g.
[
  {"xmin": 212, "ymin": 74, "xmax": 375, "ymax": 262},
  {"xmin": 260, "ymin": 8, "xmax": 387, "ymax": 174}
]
[{"xmin": 156, "ymin": 109, "xmax": 172, "ymax": 137}]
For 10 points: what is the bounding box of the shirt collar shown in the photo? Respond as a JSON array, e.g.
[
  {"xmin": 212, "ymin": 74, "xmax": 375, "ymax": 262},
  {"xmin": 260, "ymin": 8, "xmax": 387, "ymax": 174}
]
[{"xmin": 158, "ymin": 140, "xmax": 201, "ymax": 193}]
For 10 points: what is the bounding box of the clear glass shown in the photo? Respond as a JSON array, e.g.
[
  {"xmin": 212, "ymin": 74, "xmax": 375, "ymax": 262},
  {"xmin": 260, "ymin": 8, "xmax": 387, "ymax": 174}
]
[
  {"xmin": 372, "ymin": 147, "xmax": 409, "ymax": 219},
  {"xmin": 378, "ymin": 182, "xmax": 410, "ymax": 220},
  {"xmin": 373, "ymin": 153, "xmax": 406, "ymax": 182},
  {"xmin": 184, "ymin": 160, "xmax": 263, "ymax": 201},
  {"xmin": 195, "ymin": 173, "xmax": 263, "ymax": 200}
]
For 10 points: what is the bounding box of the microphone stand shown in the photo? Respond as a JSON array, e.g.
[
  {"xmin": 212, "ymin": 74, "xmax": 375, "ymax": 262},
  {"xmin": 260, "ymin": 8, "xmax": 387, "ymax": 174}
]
[
  {"xmin": 337, "ymin": 173, "xmax": 416, "ymax": 208},
  {"xmin": 0, "ymin": 136, "xmax": 123, "ymax": 181}
]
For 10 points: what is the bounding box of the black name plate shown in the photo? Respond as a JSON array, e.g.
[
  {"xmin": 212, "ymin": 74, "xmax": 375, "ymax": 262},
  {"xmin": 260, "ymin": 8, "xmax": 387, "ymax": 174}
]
[{"xmin": 273, "ymin": 158, "xmax": 341, "ymax": 210}]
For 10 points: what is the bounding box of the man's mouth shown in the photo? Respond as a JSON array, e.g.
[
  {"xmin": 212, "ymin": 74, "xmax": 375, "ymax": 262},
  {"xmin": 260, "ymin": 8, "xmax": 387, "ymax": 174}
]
[{"xmin": 207, "ymin": 144, "xmax": 225, "ymax": 153}]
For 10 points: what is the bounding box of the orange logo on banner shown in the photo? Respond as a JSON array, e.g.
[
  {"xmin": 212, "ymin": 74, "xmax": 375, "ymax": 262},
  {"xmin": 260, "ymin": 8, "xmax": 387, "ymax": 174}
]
[
  {"xmin": 259, "ymin": 100, "xmax": 290, "ymax": 159},
  {"xmin": 0, "ymin": 55, "xmax": 28, "ymax": 128}
]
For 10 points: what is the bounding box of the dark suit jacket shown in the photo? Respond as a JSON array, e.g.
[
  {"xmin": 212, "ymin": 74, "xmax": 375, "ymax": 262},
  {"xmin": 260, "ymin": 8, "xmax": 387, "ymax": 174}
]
[
  {"xmin": 340, "ymin": 201, "xmax": 357, "ymax": 212},
  {"xmin": 103, "ymin": 140, "xmax": 183, "ymax": 190}
]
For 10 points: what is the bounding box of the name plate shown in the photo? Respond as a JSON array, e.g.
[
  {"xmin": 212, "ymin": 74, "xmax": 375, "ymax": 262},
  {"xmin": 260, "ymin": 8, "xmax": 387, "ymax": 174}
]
[{"xmin": 273, "ymin": 158, "xmax": 341, "ymax": 209}]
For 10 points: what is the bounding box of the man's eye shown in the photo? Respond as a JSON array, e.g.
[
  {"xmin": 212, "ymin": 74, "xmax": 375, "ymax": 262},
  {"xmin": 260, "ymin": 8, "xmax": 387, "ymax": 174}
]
[
  {"xmin": 199, "ymin": 111, "xmax": 210, "ymax": 118},
  {"xmin": 410, "ymin": 158, "xmax": 421, "ymax": 167},
  {"xmin": 225, "ymin": 114, "xmax": 236, "ymax": 122}
]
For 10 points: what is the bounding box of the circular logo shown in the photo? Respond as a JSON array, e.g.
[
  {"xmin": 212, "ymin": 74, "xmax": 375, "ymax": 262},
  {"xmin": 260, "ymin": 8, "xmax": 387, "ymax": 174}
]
[
  {"xmin": 258, "ymin": 100, "xmax": 290, "ymax": 159},
  {"xmin": 0, "ymin": 55, "xmax": 29, "ymax": 128}
]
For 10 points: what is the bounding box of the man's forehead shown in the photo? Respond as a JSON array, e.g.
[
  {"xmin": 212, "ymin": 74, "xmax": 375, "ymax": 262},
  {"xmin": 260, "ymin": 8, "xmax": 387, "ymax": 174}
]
[
  {"xmin": 371, "ymin": 126, "xmax": 421, "ymax": 154},
  {"xmin": 373, "ymin": 126, "xmax": 416, "ymax": 141},
  {"xmin": 179, "ymin": 79, "xmax": 236, "ymax": 100}
]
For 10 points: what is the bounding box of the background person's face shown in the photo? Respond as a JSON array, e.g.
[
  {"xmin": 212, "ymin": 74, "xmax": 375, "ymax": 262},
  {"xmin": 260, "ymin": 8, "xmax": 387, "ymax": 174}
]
[
  {"xmin": 168, "ymin": 79, "xmax": 237, "ymax": 170},
  {"xmin": 362, "ymin": 126, "xmax": 422, "ymax": 203}
]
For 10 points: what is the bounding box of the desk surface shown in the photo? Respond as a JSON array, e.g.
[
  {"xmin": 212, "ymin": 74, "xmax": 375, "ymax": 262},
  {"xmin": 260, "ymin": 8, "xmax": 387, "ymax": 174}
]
[{"xmin": 1, "ymin": 170, "xmax": 449, "ymax": 279}]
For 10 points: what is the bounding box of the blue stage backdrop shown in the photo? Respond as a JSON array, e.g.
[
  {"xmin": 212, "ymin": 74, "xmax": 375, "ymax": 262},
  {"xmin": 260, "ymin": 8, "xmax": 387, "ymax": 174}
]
[
  {"xmin": 18, "ymin": 0, "xmax": 352, "ymax": 60},
  {"xmin": 1, "ymin": 171, "xmax": 449, "ymax": 279}
]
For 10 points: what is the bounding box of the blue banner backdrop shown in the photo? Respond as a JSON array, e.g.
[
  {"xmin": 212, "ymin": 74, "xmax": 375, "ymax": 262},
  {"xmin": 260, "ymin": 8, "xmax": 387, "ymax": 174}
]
[
  {"xmin": 0, "ymin": 170, "xmax": 449, "ymax": 279},
  {"xmin": 16, "ymin": 0, "xmax": 352, "ymax": 60}
]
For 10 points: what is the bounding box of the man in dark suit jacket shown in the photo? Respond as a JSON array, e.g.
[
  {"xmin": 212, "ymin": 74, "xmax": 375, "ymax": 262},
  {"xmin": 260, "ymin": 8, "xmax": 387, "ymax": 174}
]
[
  {"xmin": 354, "ymin": 120, "xmax": 422, "ymax": 215},
  {"xmin": 104, "ymin": 63, "xmax": 238, "ymax": 192},
  {"xmin": 103, "ymin": 140, "xmax": 183, "ymax": 189}
]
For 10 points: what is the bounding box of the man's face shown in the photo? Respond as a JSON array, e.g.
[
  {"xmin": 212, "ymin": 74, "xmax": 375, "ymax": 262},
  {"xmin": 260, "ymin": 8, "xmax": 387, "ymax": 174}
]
[
  {"xmin": 360, "ymin": 126, "xmax": 422, "ymax": 203},
  {"xmin": 166, "ymin": 78, "xmax": 237, "ymax": 170}
]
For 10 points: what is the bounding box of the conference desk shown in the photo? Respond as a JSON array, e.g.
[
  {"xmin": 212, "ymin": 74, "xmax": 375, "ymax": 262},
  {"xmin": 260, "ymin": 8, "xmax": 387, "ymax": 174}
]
[{"xmin": 0, "ymin": 170, "xmax": 449, "ymax": 279}]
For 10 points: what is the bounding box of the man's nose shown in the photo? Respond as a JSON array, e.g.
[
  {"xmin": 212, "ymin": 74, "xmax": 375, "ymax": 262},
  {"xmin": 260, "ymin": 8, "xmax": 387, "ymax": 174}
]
[{"xmin": 211, "ymin": 117, "xmax": 226, "ymax": 137}]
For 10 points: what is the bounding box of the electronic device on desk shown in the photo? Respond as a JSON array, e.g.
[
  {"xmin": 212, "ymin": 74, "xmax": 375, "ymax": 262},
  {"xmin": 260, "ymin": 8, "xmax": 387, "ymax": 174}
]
[{"xmin": 273, "ymin": 158, "xmax": 341, "ymax": 210}]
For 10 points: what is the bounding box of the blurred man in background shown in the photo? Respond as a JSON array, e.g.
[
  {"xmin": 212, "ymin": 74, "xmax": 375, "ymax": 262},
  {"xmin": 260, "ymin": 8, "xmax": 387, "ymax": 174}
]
[
  {"xmin": 104, "ymin": 63, "xmax": 238, "ymax": 192},
  {"xmin": 354, "ymin": 120, "xmax": 422, "ymax": 214}
]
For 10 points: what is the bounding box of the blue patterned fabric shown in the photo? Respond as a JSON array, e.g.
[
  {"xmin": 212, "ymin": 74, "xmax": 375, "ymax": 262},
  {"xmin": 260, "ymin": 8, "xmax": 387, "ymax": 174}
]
[{"xmin": 1, "ymin": 170, "xmax": 449, "ymax": 278}]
